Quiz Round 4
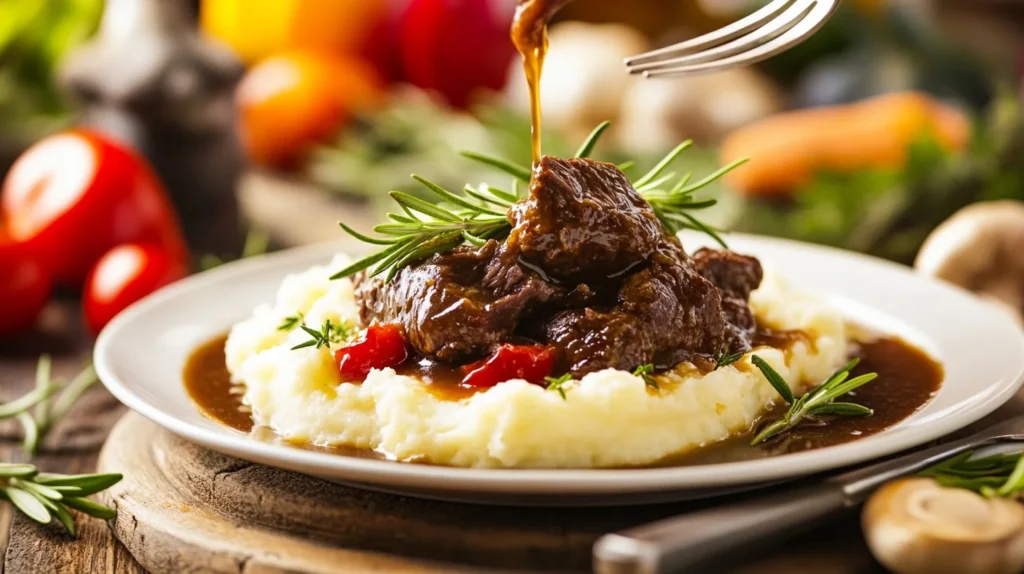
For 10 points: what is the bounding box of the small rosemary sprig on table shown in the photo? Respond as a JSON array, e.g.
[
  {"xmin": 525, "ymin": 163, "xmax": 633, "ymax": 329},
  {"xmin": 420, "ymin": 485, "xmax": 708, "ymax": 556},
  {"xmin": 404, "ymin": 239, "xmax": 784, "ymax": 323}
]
[
  {"xmin": 4, "ymin": 356, "xmax": 99, "ymax": 456},
  {"xmin": 290, "ymin": 319, "xmax": 355, "ymax": 350},
  {"xmin": 750, "ymin": 355, "xmax": 878, "ymax": 445},
  {"xmin": 0, "ymin": 356, "xmax": 120, "ymax": 536},
  {"xmin": 0, "ymin": 463, "xmax": 121, "ymax": 535},
  {"xmin": 920, "ymin": 451, "xmax": 1024, "ymax": 498},
  {"xmin": 330, "ymin": 121, "xmax": 746, "ymax": 282}
]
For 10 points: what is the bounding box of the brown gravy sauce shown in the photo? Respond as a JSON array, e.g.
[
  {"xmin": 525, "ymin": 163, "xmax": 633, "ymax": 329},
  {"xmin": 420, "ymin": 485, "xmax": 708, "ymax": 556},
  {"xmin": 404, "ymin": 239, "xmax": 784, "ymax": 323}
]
[{"xmin": 184, "ymin": 329, "xmax": 943, "ymax": 467}]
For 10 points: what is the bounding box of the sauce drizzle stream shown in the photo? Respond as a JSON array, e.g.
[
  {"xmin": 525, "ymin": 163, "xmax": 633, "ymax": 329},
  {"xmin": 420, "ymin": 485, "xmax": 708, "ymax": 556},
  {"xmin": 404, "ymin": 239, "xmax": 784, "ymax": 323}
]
[{"xmin": 511, "ymin": 0, "xmax": 570, "ymax": 167}]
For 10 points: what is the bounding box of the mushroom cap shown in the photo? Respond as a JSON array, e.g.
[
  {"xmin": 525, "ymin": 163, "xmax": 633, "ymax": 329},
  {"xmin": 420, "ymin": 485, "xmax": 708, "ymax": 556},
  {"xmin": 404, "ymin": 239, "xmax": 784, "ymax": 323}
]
[
  {"xmin": 915, "ymin": 200, "xmax": 1024, "ymax": 323},
  {"xmin": 863, "ymin": 477, "xmax": 1024, "ymax": 574}
]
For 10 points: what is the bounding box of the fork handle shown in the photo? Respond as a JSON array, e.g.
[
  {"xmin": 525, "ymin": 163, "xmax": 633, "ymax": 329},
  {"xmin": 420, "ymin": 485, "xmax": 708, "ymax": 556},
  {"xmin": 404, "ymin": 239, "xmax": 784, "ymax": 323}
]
[{"xmin": 593, "ymin": 482, "xmax": 847, "ymax": 574}]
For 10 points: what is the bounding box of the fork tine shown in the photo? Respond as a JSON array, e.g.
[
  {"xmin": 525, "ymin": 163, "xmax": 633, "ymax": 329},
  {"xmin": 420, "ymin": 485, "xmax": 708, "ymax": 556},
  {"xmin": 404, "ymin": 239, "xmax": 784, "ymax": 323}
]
[
  {"xmin": 623, "ymin": 0, "xmax": 794, "ymax": 67},
  {"xmin": 629, "ymin": 0, "xmax": 814, "ymax": 74},
  {"xmin": 643, "ymin": 0, "xmax": 837, "ymax": 77}
]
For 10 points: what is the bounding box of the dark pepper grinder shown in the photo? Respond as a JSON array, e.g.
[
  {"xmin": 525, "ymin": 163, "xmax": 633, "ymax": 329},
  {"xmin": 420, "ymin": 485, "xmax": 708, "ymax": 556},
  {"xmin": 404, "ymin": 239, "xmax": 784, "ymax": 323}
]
[{"xmin": 60, "ymin": 0, "xmax": 247, "ymax": 258}]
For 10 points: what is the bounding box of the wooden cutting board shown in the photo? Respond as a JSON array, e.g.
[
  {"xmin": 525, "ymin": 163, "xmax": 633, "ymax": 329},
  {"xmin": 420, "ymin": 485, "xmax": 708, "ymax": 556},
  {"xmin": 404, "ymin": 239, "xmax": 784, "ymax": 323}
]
[{"xmin": 95, "ymin": 412, "xmax": 890, "ymax": 574}]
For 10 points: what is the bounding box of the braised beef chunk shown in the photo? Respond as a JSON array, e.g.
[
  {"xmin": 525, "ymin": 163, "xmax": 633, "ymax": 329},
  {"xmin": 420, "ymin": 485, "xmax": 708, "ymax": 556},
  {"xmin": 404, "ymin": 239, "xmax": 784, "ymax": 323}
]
[
  {"xmin": 354, "ymin": 241, "xmax": 563, "ymax": 362},
  {"xmin": 548, "ymin": 242, "xmax": 727, "ymax": 376},
  {"xmin": 507, "ymin": 156, "xmax": 662, "ymax": 283},
  {"xmin": 692, "ymin": 248, "xmax": 764, "ymax": 352},
  {"xmin": 354, "ymin": 156, "xmax": 765, "ymax": 378},
  {"xmin": 546, "ymin": 309, "xmax": 652, "ymax": 374}
]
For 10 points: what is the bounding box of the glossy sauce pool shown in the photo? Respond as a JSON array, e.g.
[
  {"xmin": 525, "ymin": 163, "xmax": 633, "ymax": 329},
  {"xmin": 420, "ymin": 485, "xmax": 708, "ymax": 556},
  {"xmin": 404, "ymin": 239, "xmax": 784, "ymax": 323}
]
[{"xmin": 184, "ymin": 332, "xmax": 943, "ymax": 466}]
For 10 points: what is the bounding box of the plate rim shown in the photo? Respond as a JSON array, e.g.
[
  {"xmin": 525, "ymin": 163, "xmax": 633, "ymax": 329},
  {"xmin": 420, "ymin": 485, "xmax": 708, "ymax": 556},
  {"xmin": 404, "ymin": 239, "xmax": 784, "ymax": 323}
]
[{"xmin": 94, "ymin": 233, "xmax": 1024, "ymax": 496}]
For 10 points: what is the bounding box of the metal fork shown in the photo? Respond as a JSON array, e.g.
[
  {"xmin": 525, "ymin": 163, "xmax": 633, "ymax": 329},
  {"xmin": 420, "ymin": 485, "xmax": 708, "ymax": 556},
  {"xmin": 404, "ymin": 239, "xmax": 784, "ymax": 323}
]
[
  {"xmin": 593, "ymin": 414, "xmax": 1024, "ymax": 574},
  {"xmin": 625, "ymin": 0, "xmax": 840, "ymax": 77}
]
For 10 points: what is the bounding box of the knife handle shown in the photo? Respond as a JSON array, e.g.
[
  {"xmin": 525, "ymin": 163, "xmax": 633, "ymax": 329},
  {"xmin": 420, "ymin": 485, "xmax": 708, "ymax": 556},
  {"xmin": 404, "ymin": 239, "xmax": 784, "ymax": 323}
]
[
  {"xmin": 593, "ymin": 431, "xmax": 998, "ymax": 574},
  {"xmin": 593, "ymin": 482, "xmax": 848, "ymax": 574}
]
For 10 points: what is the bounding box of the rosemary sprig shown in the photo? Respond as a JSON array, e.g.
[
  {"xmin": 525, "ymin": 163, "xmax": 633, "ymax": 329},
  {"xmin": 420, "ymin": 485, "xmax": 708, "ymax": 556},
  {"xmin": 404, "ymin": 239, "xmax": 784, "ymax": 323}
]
[
  {"xmin": 332, "ymin": 122, "xmax": 743, "ymax": 282},
  {"xmin": 3, "ymin": 357, "xmax": 99, "ymax": 456},
  {"xmin": 920, "ymin": 451, "xmax": 1024, "ymax": 497},
  {"xmin": 632, "ymin": 364, "xmax": 659, "ymax": 389},
  {"xmin": 544, "ymin": 373, "xmax": 573, "ymax": 399},
  {"xmin": 750, "ymin": 356, "xmax": 877, "ymax": 446},
  {"xmin": 290, "ymin": 319, "xmax": 355, "ymax": 350},
  {"xmin": 714, "ymin": 350, "xmax": 744, "ymax": 370},
  {"xmin": 0, "ymin": 463, "xmax": 121, "ymax": 536}
]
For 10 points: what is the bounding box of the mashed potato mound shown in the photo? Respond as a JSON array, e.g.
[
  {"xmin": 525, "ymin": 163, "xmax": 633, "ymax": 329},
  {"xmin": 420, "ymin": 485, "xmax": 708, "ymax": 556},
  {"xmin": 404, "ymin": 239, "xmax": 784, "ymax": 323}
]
[{"xmin": 225, "ymin": 254, "xmax": 847, "ymax": 468}]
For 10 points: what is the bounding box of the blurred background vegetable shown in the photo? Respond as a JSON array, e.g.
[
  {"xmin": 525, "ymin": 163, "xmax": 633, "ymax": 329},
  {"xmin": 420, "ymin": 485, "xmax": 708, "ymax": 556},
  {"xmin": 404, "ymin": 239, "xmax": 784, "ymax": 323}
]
[
  {"xmin": 237, "ymin": 50, "xmax": 383, "ymax": 169},
  {"xmin": 0, "ymin": 0, "xmax": 1023, "ymax": 338}
]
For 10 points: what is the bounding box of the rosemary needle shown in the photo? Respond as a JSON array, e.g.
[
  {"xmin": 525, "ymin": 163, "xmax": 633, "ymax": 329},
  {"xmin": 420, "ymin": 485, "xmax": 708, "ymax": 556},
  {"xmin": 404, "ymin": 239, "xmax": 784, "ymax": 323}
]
[
  {"xmin": 750, "ymin": 356, "xmax": 877, "ymax": 445},
  {"xmin": 331, "ymin": 121, "xmax": 744, "ymax": 282},
  {"xmin": 0, "ymin": 463, "xmax": 122, "ymax": 536},
  {"xmin": 1, "ymin": 357, "xmax": 99, "ymax": 455}
]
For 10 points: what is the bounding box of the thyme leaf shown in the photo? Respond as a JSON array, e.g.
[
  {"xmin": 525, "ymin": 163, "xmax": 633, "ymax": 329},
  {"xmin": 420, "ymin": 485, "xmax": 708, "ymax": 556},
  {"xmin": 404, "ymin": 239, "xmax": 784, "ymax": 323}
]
[
  {"xmin": 632, "ymin": 364, "xmax": 659, "ymax": 389},
  {"xmin": 544, "ymin": 373, "xmax": 573, "ymax": 400},
  {"xmin": 290, "ymin": 319, "xmax": 355, "ymax": 351}
]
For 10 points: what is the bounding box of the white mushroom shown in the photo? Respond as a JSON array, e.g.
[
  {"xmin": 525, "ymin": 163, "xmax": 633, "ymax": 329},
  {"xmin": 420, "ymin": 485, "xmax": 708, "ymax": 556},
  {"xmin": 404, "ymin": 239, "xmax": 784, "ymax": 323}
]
[
  {"xmin": 503, "ymin": 21, "xmax": 649, "ymax": 143},
  {"xmin": 618, "ymin": 66, "xmax": 781, "ymax": 151},
  {"xmin": 915, "ymin": 200, "xmax": 1024, "ymax": 326},
  {"xmin": 863, "ymin": 477, "xmax": 1024, "ymax": 574}
]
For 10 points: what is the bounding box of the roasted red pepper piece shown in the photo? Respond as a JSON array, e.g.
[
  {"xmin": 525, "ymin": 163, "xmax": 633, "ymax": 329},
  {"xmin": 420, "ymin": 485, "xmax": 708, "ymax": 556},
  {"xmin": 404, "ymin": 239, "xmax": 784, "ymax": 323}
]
[
  {"xmin": 461, "ymin": 344, "xmax": 555, "ymax": 388},
  {"xmin": 335, "ymin": 323, "xmax": 409, "ymax": 381}
]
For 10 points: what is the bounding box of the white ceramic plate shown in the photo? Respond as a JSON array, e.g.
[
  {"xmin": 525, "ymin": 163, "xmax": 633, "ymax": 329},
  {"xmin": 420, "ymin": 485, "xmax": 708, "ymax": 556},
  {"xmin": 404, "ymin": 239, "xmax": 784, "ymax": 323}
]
[{"xmin": 95, "ymin": 233, "xmax": 1024, "ymax": 506}]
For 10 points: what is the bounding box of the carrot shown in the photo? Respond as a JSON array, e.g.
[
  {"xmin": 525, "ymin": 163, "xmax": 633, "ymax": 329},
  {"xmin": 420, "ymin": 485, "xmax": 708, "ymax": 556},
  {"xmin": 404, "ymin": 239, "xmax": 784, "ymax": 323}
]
[{"xmin": 720, "ymin": 92, "xmax": 971, "ymax": 198}]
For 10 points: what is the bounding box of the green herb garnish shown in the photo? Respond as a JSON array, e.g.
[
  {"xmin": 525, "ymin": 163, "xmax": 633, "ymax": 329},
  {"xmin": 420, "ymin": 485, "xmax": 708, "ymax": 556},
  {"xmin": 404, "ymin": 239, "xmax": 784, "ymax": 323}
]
[
  {"xmin": 920, "ymin": 451, "xmax": 1024, "ymax": 497},
  {"xmin": 290, "ymin": 319, "xmax": 354, "ymax": 351},
  {"xmin": 0, "ymin": 463, "xmax": 121, "ymax": 536},
  {"xmin": 330, "ymin": 122, "xmax": 744, "ymax": 282},
  {"xmin": 632, "ymin": 364, "xmax": 659, "ymax": 390},
  {"xmin": 4, "ymin": 357, "xmax": 99, "ymax": 456},
  {"xmin": 544, "ymin": 373, "xmax": 573, "ymax": 399},
  {"xmin": 714, "ymin": 349, "xmax": 744, "ymax": 369},
  {"xmin": 277, "ymin": 312, "xmax": 304, "ymax": 332},
  {"xmin": 750, "ymin": 355, "xmax": 877, "ymax": 445}
]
